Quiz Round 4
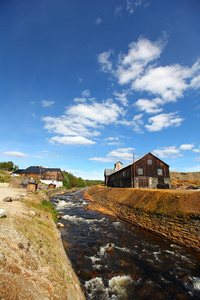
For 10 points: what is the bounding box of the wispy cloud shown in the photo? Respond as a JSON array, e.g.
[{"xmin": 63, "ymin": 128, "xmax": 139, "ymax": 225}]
[
  {"xmin": 43, "ymin": 97, "xmax": 125, "ymax": 145},
  {"xmin": 2, "ymin": 151, "xmax": 29, "ymax": 158},
  {"xmin": 32, "ymin": 155, "xmax": 44, "ymax": 159},
  {"xmin": 49, "ymin": 136, "xmax": 96, "ymax": 146},
  {"xmin": 95, "ymin": 17, "xmax": 102, "ymax": 25},
  {"xmin": 153, "ymin": 146, "xmax": 182, "ymax": 159},
  {"xmin": 115, "ymin": 6, "xmax": 123, "ymax": 17},
  {"xmin": 116, "ymin": 114, "xmax": 144, "ymax": 134},
  {"xmin": 153, "ymin": 143, "xmax": 196, "ymax": 159},
  {"xmin": 41, "ymin": 100, "xmax": 55, "ymax": 107},
  {"xmin": 113, "ymin": 91, "xmax": 129, "ymax": 106},
  {"xmin": 179, "ymin": 144, "xmax": 194, "ymax": 151},
  {"xmin": 90, "ymin": 147, "xmax": 135, "ymax": 162},
  {"xmin": 82, "ymin": 89, "xmax": 91, "ymax": 97},
  {"xmin": 126, "ymin": 0, "xmax": 134, "ymax": 14}
]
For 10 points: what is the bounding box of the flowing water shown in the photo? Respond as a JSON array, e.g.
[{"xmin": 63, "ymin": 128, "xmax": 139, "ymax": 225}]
[{"xmin": 51, "ymin": 189, "xmax": 200, "ymax": 299}]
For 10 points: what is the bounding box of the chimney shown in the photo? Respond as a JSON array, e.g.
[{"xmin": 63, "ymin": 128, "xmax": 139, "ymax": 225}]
[{"xmin": 114, "ymin": 161, "xmax": 123, "ymax": 171}]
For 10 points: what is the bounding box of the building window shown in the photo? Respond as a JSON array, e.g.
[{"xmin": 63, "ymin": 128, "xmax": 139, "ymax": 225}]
[
  {"xmin": 157, "ymin": 169, "xmax": 163, "ymax": 176},
  {"xmin": 46, "ymin": 175, "xmax": 49, "ymax": 179},
  {"xmin": 147, "ymin": 159, "xmax": 152, "ymax": 165},
  {"xmin": 123, "ymin": 171, "xmax": 126, "ymax": 177},
  {"xmin": 52, "ymin": 175, "xmax": 55, "ymax": 179},
  {"xmin": 138, "ymin": 168, "xmax": 143, "ymax": 175}
]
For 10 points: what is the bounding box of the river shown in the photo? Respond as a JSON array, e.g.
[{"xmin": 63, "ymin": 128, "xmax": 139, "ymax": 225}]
[{"xmin": 51, "ymin": 189, "xmax": 200, "ymax": 299}]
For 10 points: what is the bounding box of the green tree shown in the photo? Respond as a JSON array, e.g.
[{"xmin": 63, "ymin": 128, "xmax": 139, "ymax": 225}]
[
  {"xmin": 68, "ymin": 173, "xmax": 77, "ymax": 187},
  {"xmin": 76, "ymin": 177, "xmax": 86, "ymax": 187},
  {"xmin": 62, "ymin": 171, "xmax": 70, "ymax": 188}
]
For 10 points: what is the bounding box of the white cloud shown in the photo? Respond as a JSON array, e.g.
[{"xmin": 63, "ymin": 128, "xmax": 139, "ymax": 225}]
[
  {"xmin": 67, "ymin": 100, "xmax": 123, "ymax": 125},
  {"xmin": 195, "ymin": 157, "xmax": 200, "ymax": 162},
  {"xmin": 95, "ymin": 17, "xmax": 102, "ymax": 25},
  {"xmin": 145, "ymin": 112, "xmax": 184, "ymax": 132},
  {"xmin": 90, "ymin": 147, "xmax": 135, "ymax": 163},
  {"xmin": 113, "ymin": 91, "xmax": 129, "ymax": 106},
  {"xmin": 115, "ymin": 6, "xmax": 123, "ymax": 17},
  {"xmin": 33, "ymin": 155, "xmax": 43, "ymax": 159},
  {"xmin": 41, "ymin": 100, "xmax": 55, "ymax": 107},
  {"xmin": 97, "ymin": 50, "xmax": 114, "ymax": 73},
  {"xmin": 98, "ymin": 36, "xmax": 200, "ymax": 114},
  {"xmin": 32, "ymin": 113, "xmax": 36, "ymax": 118},
  {"xmin": 135, "ymin": 98, "xmax": 163, "ymax": 114},
  {"xmin": 135, "ymin": 0, "xmax": 143, "ymax": 6},
  {"xmin": 82, "ymin": 89, "xmax": 91, "ymax": 97},
  {"xmin": 108, "ymin": 147, "xmax": 135, "ymax": 161},
  {"xmin": 105, "ymin": 137, "xmax": 119, "ymax": 141},
  {"xmin": 179, "ymin": 144, "xmax": 194, "ymax": 151},
  {"xmin": 74, "ymin": 97, "xmax": 86, "ymax": 103},
  {"xmin": 90, "ymin": 157, "xmax": 115, "ymax": 163},
  {"xmin": 43, "ymin": 98, "xmax": 125, "ymax": 145},
  {"xmin": 126, "ymin": 0, "xmax": 134, "ymax": 14},
  {"xmin": 185, "ymin": 165, "xmax": 200, "ymax": 172},
  {"xmin": 118, "ymin": 38, "xmax": 163, "ymax": 85},
  {"xmin": 153, "ymin": 146, "xmax": 182, "ymax": 158},
  {"xmin": 117, "ymin": 114, "xmax": 144, "ymax": 134},
  {"xmin": 49, "ymin": 136, "xmax": 96, "ymax": 146},
  {"xmin": 133, "ymin": 64, "xmax": 191, "ymax": 101},
  {"xmin": 190, "ymin": 74, "xmax": 200, "ymax": 89},
  {"xmin": 3, "ymin": 151, "xmax": 29, "ymax": 158},
  {"xmin": 193, "ymin": 148, "xmax": 200, "ymax": 153},
  {"xmin": 107, "ymin": 142, "xmax": 120, "ymax": 146}
]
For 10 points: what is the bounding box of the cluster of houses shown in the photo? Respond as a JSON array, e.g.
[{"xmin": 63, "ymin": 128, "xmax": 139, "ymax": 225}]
[
  {"xmin": 11, "ymin": 152, "xmax": 171, "ymax": 190},
  {"xmin": 12, "ymin": 166, "xmax": 63, "ymax": 188}
]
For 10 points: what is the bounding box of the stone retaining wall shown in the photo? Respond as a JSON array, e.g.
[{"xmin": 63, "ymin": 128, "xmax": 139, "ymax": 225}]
[{"xmin": 86, "ymin": 186, "xmax": 200, "ymax": 252}]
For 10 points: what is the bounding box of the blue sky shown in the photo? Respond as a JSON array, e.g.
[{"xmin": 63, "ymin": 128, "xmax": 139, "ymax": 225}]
[{"xmin": 0, "ymin": 0, "xmax": 200, "ymax": 179}]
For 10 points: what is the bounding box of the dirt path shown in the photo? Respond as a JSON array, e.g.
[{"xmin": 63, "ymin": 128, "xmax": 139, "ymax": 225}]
[{"xmin": 0, "ymin": 184, "xmax": 85, "ymax": 300}]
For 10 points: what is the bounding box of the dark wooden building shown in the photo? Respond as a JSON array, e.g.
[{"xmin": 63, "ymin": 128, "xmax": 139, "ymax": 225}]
[{"xmin": 105, "ymin": 152, "xmax": 171, "ymax": 189}]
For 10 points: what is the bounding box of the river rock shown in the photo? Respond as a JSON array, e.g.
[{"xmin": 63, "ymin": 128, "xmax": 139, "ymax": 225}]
[
  {"xmin": 0, "ymin": 209, "xmax": 6, "ymax": 218},
  {"xmin": 3, "ymin": 196, "xmax": 12, "ymax": 202},
  {"xmin": 57, "ymin": 222, "xmax": 65, "ymax": 228}
]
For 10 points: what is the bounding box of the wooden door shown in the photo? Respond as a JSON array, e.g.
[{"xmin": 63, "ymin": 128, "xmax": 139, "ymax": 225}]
[{"xmin": 138, "ymin": 177, "xmax": 149, "ymax": 188}]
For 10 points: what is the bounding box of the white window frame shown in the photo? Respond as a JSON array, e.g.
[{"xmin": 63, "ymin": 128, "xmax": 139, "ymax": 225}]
[
  {"xmin": 147, "ymin": 159, "xmax": 152, "ymax": 165},
  {"xmin": 157, "ymin": 169, "xmax": 163, "ymax": 176}
]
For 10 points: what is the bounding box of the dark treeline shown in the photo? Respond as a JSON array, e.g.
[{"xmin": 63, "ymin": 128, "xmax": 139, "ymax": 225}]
[
  {"xmin": 62, "ymin": 171, "xmax": 104, "ymax": 188},
  {"xmin": 0, "ymin": 161, "xmax": 18, "ymax": 171}
]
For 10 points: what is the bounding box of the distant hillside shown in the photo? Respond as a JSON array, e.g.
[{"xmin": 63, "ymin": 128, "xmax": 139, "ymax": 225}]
[{"xmin": 170, "ymin": 172, "xmax": 200, "ymax": 181}]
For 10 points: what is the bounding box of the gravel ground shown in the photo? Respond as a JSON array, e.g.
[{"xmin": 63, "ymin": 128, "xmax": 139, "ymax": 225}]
[{"xmin": 0, "ymin": 183, "xmax": 85, "ymax": 300}]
